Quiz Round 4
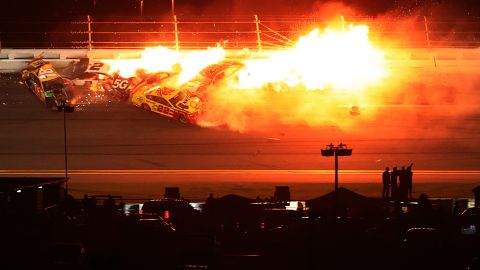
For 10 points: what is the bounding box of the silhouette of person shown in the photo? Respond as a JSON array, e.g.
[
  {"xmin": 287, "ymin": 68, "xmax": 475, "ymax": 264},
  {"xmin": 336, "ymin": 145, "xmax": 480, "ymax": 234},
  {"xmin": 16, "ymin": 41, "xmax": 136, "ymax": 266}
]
[
  {"xmin": 82, "ymin": 194, "xmax": 96, "ymax": 214},
  {"xmin": 103, "ymin": 194, "xmax": 116, "ymax": 213},
  {"xmin": 204, "ymin": 193, "xmax": 215, "ymax": 214},
  {"xmin": 473, "ymin": 186, "xmax": 480, "ymax": 208},
  {"xmin": 390, "ymin": 167, "xmax": 398, "ymax": 201},
  {"xmin": 64, "ymin": 193, "xmax": 79, "ymax": 218},
  {"xmin": 206, "ymin": 193, "xmax": 214, "ymax": 204},
  {"xmin": 382, "ymin": 167, "xmax": 390, "ymax": 200},
  {"xmin": 406, "ymin": 163, "xmax": 413, "ymax": 201},
  {"xmin": 416, "ymin": 193, "xmax": 433, "ymax": 218},
  {"xmin": 297, "ymin": 201, "xmax": 304, "ymax": 212},
  {"xmin": 82, "ymin": 194, "xmax": 89, "ymax": 211},
  {"xmin": 398, "ymin": 166, "xmax": 407, "ymax": 202}
]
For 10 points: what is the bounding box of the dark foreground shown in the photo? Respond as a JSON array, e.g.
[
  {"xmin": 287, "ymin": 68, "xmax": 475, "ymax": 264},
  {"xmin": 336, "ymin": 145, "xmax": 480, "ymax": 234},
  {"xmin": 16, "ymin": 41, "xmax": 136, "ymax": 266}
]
[{"xmin": 1, "ymin": 190, "xmax": 479, "ymax": 270}]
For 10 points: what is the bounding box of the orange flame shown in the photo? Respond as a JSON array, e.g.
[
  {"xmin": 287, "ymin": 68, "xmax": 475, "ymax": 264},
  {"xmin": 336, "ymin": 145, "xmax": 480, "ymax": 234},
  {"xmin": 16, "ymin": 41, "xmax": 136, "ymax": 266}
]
[
  {"xmin": 100, "ymin": 23, "xmax": 390, "ymax": 131},
  {"xmin": 104, "ymin": 47, "xmax": 226, "ymax": 86},
  {"xmin": 234, "ymin": 25, "xmax": 387, "ymax": 91}
]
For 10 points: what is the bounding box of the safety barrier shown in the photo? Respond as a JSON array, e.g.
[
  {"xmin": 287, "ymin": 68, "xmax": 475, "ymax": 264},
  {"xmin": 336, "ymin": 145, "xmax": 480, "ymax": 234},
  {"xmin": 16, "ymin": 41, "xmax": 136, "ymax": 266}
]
[
  {"xmin": 1, "ymin": 15, "xmax": 480, "ymax": 50},
  {"xmin": 1, "ymin": 15, "xmax": 480, "ymax": 72},
  {"xmin": 1, "ymin": 47, "xmax": 480, "ymax": 73}
]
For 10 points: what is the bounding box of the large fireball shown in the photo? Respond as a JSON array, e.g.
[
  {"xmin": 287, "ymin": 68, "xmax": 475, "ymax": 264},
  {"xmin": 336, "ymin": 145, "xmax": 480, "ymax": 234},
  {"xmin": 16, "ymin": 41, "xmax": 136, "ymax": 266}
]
[
  {"xmin": 234, "ymin": 25, "xmax": 386, "ymax": 91},
  {"xmin": 101, "ymin": 23, "xmax": 390, "ymax": 131}
]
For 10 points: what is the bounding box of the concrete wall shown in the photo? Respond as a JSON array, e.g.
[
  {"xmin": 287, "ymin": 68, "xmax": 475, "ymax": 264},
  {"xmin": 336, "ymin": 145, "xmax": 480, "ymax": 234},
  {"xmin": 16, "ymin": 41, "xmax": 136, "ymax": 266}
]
[
  {"xmin": 1, "ymin": 47, "xmax": 480, "ymax": 73},
  {"xmin": 0, "ymin": 48, "xmax": 143, "ymax": 72}
]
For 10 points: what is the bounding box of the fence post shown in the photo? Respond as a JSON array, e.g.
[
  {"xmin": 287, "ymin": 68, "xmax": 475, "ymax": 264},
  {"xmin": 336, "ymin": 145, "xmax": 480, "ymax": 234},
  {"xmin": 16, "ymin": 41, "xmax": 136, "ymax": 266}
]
[
  {"xmin": 174, "ymin": 15, "xmax": 179, "ymax": 51},
  {"xmin": 87, "ymin": 15, "xmax": 93, "ymax": 51},
  {"xmin": 423, "ymin": 16, "xmax": 437, "ymax": 67},
  {"xmin": 254, "ymin": 14, "xmax": 262, "ymax": 52}
]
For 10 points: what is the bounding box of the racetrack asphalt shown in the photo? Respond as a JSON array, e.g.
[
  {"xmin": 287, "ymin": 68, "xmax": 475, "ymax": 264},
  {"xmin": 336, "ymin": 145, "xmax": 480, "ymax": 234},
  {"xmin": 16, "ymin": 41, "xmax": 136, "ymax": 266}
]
[{"xmin": 1, "ymin": 72, "xmax": 480, "ymax": 199}]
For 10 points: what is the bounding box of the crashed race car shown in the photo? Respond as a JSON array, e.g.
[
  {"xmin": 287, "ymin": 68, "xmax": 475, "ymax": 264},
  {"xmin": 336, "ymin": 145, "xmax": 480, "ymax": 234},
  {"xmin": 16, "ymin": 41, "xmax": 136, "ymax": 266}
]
[
  {"xmin": 130, "ymin": 60, "xmax": 244, "ymax": 123},
  {"xmin": 179, "ymin": 60, "xmax": 245, "ymax": 102},
  {"xmin": 131, "ymin": 71, "xmax": 202, "ymax": 123},
  {"xmin": 21, "ymin": 58, "xmax": 74, "ymax": 111},
  {"xmin": 64, "ymin": 60, "xmax": 132, "ymax": 103}
]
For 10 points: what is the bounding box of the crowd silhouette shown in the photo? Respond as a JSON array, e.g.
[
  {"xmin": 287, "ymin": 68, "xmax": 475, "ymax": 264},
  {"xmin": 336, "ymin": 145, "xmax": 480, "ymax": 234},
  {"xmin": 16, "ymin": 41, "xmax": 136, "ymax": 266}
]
[
  {"xmin": 382, "ymin": 163, "xmax": 413, "ymax": 203},
  {"xmin": 1, "ymin": 178, "xmax": 480, "ymax": 270}
]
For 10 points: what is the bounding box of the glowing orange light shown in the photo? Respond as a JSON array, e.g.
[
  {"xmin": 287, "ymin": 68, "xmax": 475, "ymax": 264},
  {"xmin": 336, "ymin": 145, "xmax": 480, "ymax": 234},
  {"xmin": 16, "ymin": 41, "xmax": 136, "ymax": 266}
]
[
  {"xmin": 104, "ymin": 47, "xmax": 226, "ymax": 86},
  {"xmin": 234, "ymin": 25, "xmax": 387, "ymax": 91},
  {"xmin": 99, "ymin": 23, "xmax": 389, "ymax": 131}
]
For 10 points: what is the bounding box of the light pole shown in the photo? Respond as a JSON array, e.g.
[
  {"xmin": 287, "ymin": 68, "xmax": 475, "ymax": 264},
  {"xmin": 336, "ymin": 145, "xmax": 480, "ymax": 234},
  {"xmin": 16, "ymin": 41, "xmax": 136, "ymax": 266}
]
[
  {"xmin": 321, "ymin": 143, "xmax": 352, "ymax": 192},
  {"xmin": 171, "ymin": 0, "xmax": 175, "ymax": 17},
  {"xmin": 62, "ymin": 102, "xmax": 75, "ymax": 192}
]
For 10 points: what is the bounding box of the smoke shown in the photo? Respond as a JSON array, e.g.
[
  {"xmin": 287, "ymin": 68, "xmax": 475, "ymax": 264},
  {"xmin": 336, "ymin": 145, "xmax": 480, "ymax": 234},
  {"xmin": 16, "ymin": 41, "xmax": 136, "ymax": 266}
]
[
  {"xmin": 198, "ymin": 84, "xmax": 362, "ymax": 133},
  {"xmin": 84, "ymin": 0, "xmax": 479, "ymax": 140},
  {"xmin": 197, "ymin": 65, "xmax": 480, "ymax": 137}
]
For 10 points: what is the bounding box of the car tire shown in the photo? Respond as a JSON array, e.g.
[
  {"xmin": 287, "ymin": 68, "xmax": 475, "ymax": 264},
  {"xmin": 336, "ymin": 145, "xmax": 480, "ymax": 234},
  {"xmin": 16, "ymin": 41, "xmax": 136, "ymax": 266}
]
[
  {"xmin": 46, "ymin": 98, "xmax": 56, "ymax": 110},
  {"xmin": 141, "ymin": 103, "xmax": 151, "ymax": 111},
  {"xmin": 178, "ymin": 114, "xmax": 189, "ymax": 124}
]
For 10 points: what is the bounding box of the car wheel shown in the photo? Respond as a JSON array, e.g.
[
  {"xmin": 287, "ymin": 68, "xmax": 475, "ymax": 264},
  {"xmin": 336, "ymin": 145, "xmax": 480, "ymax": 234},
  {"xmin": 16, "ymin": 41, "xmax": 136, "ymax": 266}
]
[
  {"xmin": 46, "ymin": 98, "xmax": 57, "ymax": 110},
  {"xmin": 178, "ymin": 114, "xmax": 189, "ymax": 124},
  {"xmin": 32, "ymin": 82, "xmax": 45, "ymax": 101},
  {"xmin": 141, "ymin": 103, "xmax": 151, "ymax": 111}
]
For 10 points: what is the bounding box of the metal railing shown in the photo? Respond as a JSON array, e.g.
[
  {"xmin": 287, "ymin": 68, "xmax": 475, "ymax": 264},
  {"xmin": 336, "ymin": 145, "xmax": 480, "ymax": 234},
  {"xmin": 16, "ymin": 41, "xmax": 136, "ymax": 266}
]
[{"xmin": 1, "ymin": 15, "xmax": 479, "ymax": 50}]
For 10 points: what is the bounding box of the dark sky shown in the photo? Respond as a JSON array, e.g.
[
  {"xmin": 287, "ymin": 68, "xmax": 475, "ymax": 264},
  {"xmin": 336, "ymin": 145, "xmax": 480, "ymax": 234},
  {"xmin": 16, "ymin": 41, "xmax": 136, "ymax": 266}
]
[{"xmin": 2, "ymin": 0, "xmax": 479, "ymax": 19}]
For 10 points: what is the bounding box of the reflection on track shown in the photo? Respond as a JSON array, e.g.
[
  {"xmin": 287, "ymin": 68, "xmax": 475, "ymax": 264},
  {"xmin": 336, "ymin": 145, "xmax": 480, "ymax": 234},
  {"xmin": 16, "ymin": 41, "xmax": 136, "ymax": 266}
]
[{"xmin": 2, "ymin": 169, "xmax": 480, "ymax": 176}]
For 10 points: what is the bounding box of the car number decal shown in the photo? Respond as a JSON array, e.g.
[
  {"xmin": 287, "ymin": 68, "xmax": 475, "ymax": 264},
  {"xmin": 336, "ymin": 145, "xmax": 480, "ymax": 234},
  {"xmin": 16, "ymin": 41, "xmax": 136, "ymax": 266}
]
[
  {"xmin": 38, "ymin": 68, "xmax": 58, "ymax": 79},
  {"xmin": 155, "ymin": 104, "xmax": 174, "ymax": 116},
  {"xmin": 112, "ymin": 78, "xmax": 130, "ymax": 90},
  {"xmin": 87, "ymin": 62, "xmax": 104, "ymax": 72}
]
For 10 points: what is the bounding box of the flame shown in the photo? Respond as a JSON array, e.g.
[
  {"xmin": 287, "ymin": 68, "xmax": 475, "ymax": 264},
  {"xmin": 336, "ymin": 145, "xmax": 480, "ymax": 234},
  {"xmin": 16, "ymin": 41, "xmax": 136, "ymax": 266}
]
[
  {"xmin": 234, "ymin": 25, "xmax": 386, "ymax": 91},
  {"xmin": 201, "ymin": 25, "xmax": 389, "ymax": 131},
  {"xmin": 98, "ymin": 23, "xmax": 389, "ymax": 131},
  {"xmin": 104, "ymin": 47, "xmax": 226, "ymax": 85}
]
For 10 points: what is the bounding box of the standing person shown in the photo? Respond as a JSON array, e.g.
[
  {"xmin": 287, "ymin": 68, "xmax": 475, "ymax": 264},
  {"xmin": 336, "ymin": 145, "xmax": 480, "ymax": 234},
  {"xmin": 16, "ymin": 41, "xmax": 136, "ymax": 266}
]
[
  {"xmin": 473, "ymin": 186, "xmax": 480, "ymax": 208},
  {"xmin": 390, "ymin": 167, "xmax": 398, "ymax": 201},
  {"xmin": 398, "ymin": 166, "xmax": 407, "ymax": 202},
  {"xmin": 406, "ymin": 163, "xmax": 413, "ymax": 201},
  {"xmin": 382, "ymin": 167, "xmax": 390, "ymax": 200}
]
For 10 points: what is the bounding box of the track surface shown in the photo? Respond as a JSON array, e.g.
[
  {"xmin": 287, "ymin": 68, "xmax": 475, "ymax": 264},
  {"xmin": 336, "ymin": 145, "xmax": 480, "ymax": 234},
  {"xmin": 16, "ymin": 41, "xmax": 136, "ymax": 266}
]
[{"xmin": 1, "ymin": 72, "xmax": 479, "ymax": 198}]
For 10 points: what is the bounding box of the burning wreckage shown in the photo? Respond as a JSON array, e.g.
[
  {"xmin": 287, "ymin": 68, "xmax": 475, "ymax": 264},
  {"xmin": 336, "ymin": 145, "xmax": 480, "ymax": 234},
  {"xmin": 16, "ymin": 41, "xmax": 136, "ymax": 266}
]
[
  {"xmin": 21, "ymin": 24, "xmax": 391, "ymax": 127},
  {"xmin": 21, "ymin": 58, "xmax": 74, "ymax": 111},
  {"xmin": 21, "ymin": 56, "xmax": 246, "ymax": 124}
]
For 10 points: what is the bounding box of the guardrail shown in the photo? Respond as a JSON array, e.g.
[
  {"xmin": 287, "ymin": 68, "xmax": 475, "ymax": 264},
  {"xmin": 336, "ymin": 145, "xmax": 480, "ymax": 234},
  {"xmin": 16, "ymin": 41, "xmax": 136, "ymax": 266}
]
[
  {"xmin": 1, "ymin": 15, "xmax": 480, "ymax": 72},
  {"xmin": 1, "ymin": 15, "xmax": 480, "ymax": 50},
  {"xmin": 1, "ymin": 47, "xmax": 480, "ymax": 73}
]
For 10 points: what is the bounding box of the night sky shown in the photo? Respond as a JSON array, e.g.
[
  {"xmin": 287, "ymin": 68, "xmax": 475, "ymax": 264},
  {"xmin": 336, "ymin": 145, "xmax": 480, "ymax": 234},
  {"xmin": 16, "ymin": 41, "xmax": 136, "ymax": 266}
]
[{"xmin": 1, "ymin": 0, "xmax": 479, "ymax": 19}]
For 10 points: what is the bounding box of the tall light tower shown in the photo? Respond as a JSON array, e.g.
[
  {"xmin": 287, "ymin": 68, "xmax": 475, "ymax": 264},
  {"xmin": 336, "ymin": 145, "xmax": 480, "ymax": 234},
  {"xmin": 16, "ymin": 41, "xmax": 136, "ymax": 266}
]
[
  {"xmin": 321, "ymin": 143, "xmax": 352, "ymax": 192},
  {"xmin": 62, "ymin": 102, "xmax": 75, "ymax": 193}
]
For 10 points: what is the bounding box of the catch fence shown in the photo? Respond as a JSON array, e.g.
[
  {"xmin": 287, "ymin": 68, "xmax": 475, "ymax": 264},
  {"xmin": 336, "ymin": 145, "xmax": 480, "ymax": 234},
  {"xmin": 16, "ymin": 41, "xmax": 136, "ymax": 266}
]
[{"xmin": 1, "ymin": 15, "xmax": 479, "ymax": 50}]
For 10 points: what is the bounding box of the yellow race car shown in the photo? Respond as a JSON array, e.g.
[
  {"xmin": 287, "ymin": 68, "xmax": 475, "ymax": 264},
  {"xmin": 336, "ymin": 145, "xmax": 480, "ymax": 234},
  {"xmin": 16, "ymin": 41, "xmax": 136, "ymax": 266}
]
[
  {"xmin": 131, "ymin": 72, "xmax": 202, "ymax": 123},
  {"xmin": 131, "ymin": 60, "xmax": 244, "ymax": 124},
  {"xmin": 21, "ymin": 57, "xmax": 73, "ymax": 111}
]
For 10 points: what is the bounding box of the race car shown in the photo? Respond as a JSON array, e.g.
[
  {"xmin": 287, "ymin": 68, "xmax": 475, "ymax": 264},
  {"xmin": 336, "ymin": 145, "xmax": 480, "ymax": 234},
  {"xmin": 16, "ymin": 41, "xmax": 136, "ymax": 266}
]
[
  {"xmin": 62, "ymin": 60, "xmax": 129, "ymax": 103},
  {"xmin": 180, "ymin": 60, "xmax": 244, "ymax": 100},
  {"xmin": 131, "ymin": 72, "xmax": 202, "ymax": 123},
  {"xmin": 69, "ymin": 61, "xmax": 111, "ymax": 92},
  {"xmin": 21, "ymin": 57, "xmax": 73, "ymax": 111},
  {"xmin": 130, "ymin": 60, "xmax": 244, "ymax": 123}
]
